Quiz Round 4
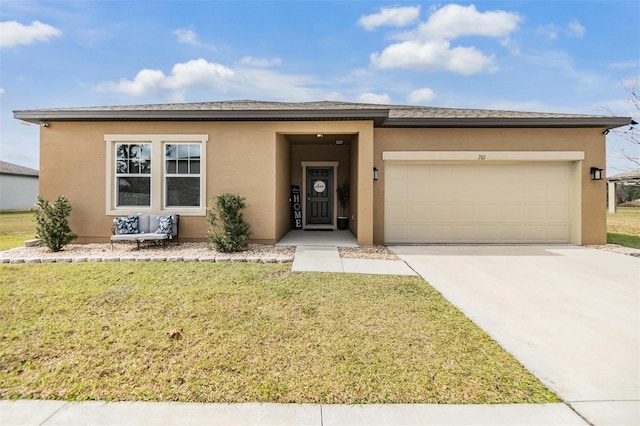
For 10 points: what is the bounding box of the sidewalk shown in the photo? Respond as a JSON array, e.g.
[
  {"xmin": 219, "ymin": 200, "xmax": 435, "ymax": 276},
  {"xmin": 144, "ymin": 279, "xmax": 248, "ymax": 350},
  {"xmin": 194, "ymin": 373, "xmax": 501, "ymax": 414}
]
[{"xmin": 1, "ymin": 400, "xmax": 588, "ymax": 426}]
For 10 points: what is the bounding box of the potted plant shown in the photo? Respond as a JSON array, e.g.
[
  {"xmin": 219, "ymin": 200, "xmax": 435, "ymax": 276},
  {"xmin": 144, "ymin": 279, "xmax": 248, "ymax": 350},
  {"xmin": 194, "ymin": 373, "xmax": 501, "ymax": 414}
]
[{"xmin": 336, "ymin": 183, "xmax": 349, "ymax": 230}]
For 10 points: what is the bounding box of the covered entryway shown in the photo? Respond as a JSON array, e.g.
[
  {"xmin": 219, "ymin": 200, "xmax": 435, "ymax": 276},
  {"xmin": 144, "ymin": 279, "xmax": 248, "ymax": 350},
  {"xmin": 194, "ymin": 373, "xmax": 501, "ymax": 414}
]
[
  {"xmin": 274, "ymin": 123, "xmax": 375, "ymax": 246},
  {"xmin": 385, "ymin": 158, "xmax": 579, "ymax": 244},
  {"xmin": 285, "ymin": 132, "xmax": 358, "ymax": 232}
]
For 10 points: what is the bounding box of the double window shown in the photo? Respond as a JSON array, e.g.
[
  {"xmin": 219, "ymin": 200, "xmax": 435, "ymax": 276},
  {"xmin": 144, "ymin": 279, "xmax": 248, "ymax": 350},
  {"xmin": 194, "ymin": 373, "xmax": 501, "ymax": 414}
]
[{"xmin": 106, "ymin": 134, "xmax": 208, "ymax": 215}]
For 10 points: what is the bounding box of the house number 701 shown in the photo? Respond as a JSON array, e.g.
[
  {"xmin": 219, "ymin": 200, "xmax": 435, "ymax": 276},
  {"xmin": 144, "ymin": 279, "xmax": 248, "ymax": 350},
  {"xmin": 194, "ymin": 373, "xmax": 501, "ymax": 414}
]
[{"xmin": 478, "ymin": 154, "xmax": 487, "ymax": 160}]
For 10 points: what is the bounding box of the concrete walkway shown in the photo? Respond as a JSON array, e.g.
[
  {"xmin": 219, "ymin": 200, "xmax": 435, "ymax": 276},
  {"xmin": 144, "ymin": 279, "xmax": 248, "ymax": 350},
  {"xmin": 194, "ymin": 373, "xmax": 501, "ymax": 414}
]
[
  {"xmin": 1, "ymin": 400, "xmax": 588, "ymax": 425},
  {"xmin": 291, "ymin": 245, "xmax": 416, "ymax": 275}
]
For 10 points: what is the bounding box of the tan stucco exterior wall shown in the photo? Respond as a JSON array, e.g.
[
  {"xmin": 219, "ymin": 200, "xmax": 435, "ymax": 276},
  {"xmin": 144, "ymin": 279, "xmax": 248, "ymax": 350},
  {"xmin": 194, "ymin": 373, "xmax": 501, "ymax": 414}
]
[
  {"xmin": 290, "ymin": 144, "xmax": 351, "ymax": 188},
  {"xmin": 39, "ymin": 120, "xmax": 604, "ymax": 246},
  {"xmin": 372, "ymin": 127, "xmax": 608, "ymax": 245},
  {"xmin": 357, "ymin": 128, "xmax": 374, "ymax": 245},
  {"xmin": 39, "ymin": 120, "xmax": 375, "ymax": 244},
  {"xmin": 349, "ymin": 136, "xmax": 359, "ymax": 236},
  {"xmin": 275, "ymin": 133, "xmax": 291, "ymax": 242}
]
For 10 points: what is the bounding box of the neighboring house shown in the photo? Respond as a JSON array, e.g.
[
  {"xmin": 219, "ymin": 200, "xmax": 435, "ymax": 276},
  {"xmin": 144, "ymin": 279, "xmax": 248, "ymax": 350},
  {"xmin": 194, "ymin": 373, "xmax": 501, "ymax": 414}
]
[
  {"xmin": 0, "ymin": 160, "xmax": 39, "ymax": 212},
  {"xmin": 607, "ymin": 169, "xmax": 640, "ymax": 213},
  {"xmin": 13, "ymin": 100, "xmax": 633, "ymax": 245}
]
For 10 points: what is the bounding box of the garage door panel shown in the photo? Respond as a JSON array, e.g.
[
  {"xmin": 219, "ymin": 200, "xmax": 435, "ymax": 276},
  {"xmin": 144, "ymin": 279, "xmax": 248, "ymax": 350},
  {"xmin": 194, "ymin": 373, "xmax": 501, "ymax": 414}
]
[
  {"xmin": 386, "ymin": 204, "xmax": 408, "ymax": 222},
  {"xmin": 499, "ymin": 226, "xmax": 523, "ymax": 241},
  {"xmin": 547, "ymin": 224, "xmax": 570, "ymax": 240},
  {"xmin": 523, "ymin": 226, "xmax": 547, "ymax": 242},
  {"xmin": 475, "ymin": 225, "xmax": 504, "ymax": 241},
  {"xmin": 408, "ymin": 204, "xmax": 431, "ymax": 221},
  {"xmin": 502, "ymin": 205, "xmax": 524, "ymax": 219},
  {"xmin": 386, "ymin": 224, "xmax": 409, "ymax": 241},
  {"xmin": 385, "ymin": 162, "xmax": 572, "ymax": 244}
]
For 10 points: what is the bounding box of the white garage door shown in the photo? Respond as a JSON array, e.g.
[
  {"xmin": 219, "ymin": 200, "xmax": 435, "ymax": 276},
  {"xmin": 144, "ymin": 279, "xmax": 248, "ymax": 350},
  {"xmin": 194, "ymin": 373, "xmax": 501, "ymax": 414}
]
[{"xmin": 385, "ymin": 162, "xmax": 573, "ymax": 244}]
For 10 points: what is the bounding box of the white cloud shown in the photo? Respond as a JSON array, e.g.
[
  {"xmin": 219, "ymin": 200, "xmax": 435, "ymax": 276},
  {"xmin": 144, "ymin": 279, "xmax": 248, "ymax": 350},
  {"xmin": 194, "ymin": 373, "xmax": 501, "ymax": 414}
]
[
  {"xmin": 371, "ymin": 39, "xmax": 495, "ymax": 75},
  {"xmin": 358, "ymin": 6, "xmax": 420, "ymax": 31},
  {"xmin": 608, "ymin": 60, "xmax": 639, "ymax": 70},
  {"xmin": 536, "ymin": 24, "xmax": 558, "ymax": 41},
  {"xmin": 174, "ymin": 29, "xmax": 198, "ymax": 44},
  {"xmin": 0, "ymin": 20, "xmax": 61, "ymax": 48},
  {"xmin": 357, "ymin": 92, "xmax": 391, "ymax": 104},
  {"xmin": 537, "ymin": 20, "xmax": 586, "ymax": 41},
  {"xmin": 567, "ymin": 20, "xmax": 586, "ymax": 38},
  {"xmin": 369, "ymin": 4, "xmax": 519, "ymax": 74},
  {"xmin": 96, "ymin": 58, "xmax": 322, "ymax": 101},
  {"xmin": 239, "ymin": 56, "xmax": 282, "ymax": 67},
  {"xmin": 407, "ymin": 87, "xmax": 436, "ymax": 104},
  {"xmin": 165, "ymin": 59, "xmax": 234, "ymax": 89},
  {"xmin": 0, "ymin": 88, "xmax": 5, "ymax": 95},
  {"xmin": 97, "ymin": 59, "xmax": 234, "ymax": 96},
  {"xmin": 413, "ymin": 4, "xmax": 521, "ymax": 40},
  {"xmin": 173, "ymin": 28, "xmax": 216, "ymax": 50}
]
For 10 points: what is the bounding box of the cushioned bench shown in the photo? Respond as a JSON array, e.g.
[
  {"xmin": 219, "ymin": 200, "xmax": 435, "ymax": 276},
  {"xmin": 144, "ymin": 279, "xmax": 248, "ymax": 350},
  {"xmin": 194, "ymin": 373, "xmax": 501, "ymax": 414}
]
[{"xmin": 111, "ymin": 214, "xmax": 179, "ymax": 249}]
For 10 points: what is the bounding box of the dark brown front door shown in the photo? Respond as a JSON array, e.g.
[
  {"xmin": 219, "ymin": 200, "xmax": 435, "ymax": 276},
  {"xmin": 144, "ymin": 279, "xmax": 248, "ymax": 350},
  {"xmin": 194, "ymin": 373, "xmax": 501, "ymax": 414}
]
[{"xmin": 306, "ymin": 167, "xmax": 333, "ymax": 225}]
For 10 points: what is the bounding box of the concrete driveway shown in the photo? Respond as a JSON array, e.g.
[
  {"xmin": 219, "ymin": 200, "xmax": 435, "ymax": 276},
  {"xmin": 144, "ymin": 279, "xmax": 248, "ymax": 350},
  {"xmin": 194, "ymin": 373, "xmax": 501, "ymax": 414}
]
[{"xmin": 391, "ymin": 245, "xmax": 640, "ymax": 426}]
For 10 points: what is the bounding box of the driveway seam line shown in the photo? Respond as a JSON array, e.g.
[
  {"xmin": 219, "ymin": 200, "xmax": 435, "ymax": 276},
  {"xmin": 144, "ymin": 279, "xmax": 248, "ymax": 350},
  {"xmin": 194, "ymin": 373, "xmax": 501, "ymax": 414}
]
[
  {"xmin": 39, "ymin": 401, "xmax": 69, "ymax": 425},
  {"xmin": 563, "ymin": 401, "xmax": 595, "ymax": 426}
]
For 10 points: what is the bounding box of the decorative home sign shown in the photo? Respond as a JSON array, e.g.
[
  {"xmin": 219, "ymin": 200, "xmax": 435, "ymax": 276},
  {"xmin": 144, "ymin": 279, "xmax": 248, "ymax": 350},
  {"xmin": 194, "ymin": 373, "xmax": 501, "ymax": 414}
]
[
  {"xmin": 290, "ymin": 185, "xmax": 302, "ymax": 229},
  {"xmin": 313, "ymin": 180, "xmax": 326, "ymax": 193}
]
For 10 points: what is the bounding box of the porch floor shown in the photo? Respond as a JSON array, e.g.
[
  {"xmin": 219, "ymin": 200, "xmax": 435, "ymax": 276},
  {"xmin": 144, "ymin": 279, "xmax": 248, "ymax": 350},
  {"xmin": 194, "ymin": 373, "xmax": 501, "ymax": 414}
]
[{"xmin": 276, "ymin": 229, "xmax": 358, "ymax": 247}]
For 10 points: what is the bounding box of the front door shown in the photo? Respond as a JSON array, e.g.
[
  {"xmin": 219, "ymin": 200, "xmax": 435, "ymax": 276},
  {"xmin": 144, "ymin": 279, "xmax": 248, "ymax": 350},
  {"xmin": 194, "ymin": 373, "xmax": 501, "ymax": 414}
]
[{"xmin": 306, "ymin": 167, "xmax": 333, "ymax": 226}]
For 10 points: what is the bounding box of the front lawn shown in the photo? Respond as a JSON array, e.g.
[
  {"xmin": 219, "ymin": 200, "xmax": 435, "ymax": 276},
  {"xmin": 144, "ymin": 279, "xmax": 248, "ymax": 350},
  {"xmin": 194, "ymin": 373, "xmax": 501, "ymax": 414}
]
[
  {"xmin": 0, "ymin": 211, "xmax": 35, "ymax": 251},
  {"xmin": 607, "ymin": 207, "xmax": 640, "ymax": 248},
  {"xmin": 0, "ymin": 262, "xmax": 557, "ymax": 404}
]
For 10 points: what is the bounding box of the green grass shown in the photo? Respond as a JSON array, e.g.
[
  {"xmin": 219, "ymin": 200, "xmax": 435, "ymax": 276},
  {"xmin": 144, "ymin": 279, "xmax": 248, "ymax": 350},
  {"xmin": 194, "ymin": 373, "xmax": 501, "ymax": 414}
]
[
  {"xmin": 607, "ymin": 207, "xmax": 640, "ymax": 248},
  {"xmin": 0, "ymin": 211, "xmax": 36, "ymax": 251},
  {"xmin": 607, "ymin": 233, "xmax": 640, "ymax": 249},
  {"xmin": 0, "ymin": 262, "xmax": 558, "ymax": 404}
]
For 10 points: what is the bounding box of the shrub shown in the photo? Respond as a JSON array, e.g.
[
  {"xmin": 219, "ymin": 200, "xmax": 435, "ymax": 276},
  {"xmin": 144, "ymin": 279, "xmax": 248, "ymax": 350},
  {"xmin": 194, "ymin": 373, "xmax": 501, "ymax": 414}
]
[
  {"xmin": 337, "ymin": 183, "xmax": 349, "ymax": 216},
  {"xmin": 207, "ymin": 193, "xmax": 251, "ymax": 252},
  {"xmin": 34, "ymin": 195, "xmax": 77, "ymax": 252}
]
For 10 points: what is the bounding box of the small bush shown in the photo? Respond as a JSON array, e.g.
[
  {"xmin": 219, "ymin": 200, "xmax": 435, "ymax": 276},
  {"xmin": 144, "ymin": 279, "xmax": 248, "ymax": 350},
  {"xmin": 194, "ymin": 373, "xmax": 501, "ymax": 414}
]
[
  {"xmin": 34, "ymin": 195, "xmax": 77, "ymax": 252},
  {"xmin": 207, "ymin": 193, "xmax": 251, "ymax": 252}
]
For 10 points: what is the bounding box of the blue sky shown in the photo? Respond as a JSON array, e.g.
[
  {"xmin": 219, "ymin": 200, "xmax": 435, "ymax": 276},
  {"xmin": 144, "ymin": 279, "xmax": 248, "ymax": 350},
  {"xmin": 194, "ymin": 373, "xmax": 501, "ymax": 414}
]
[{"xmin": 1, "ymin": 0, "xmax": 638, "ymax": 172}]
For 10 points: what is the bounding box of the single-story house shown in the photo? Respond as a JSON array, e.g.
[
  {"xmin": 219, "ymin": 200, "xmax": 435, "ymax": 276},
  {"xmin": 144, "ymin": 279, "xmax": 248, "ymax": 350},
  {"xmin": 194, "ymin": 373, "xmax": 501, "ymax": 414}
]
[
  {"xmin": 607, "ymin": 169, "xmax": 640, "ymax": 213},
  {"xmin": 13, "ymin": 100, "xmax": 633, "ymax": 246},
  {"xmin": 0, "ymin": 160, "xmax": 39, "ymax": 212}
]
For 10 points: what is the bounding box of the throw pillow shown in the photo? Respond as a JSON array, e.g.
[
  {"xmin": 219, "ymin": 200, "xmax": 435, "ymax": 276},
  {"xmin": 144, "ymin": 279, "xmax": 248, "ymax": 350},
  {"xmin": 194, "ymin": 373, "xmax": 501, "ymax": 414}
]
[
  {"xmin": 156, "ymin": 215, "xmax": 173, "ymax": 235},
  {"xmin": 115, "ymin": 215, "xmax": 139, "ymax": 234}
]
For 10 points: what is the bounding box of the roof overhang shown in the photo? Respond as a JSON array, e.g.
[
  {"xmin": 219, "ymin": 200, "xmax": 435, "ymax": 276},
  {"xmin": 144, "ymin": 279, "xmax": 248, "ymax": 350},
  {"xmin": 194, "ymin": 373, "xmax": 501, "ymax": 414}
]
[
  {"xmin": 13, "ymin": 104, "xmax": 634, "ymax": 130},
  {"xmin": 0, "ymin": 172, "xmax": 39, "ymax": 177},
  {"xmin": 14, "ymin": 109, "xmax": 390, "ymax": 127},
  {"xmin": 382, "ymin": 117, "xmax": 635, "ymax": 129},
  {"xmin": 607, "ymin": 171, "xmax": 640, "ymax": 183}
]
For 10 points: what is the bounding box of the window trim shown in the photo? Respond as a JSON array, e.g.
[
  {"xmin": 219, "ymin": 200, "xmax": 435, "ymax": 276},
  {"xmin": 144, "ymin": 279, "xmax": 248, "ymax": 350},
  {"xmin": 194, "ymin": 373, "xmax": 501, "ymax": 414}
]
[{"xmin": 105, "ymin": 134, "xmax": 208, "ymax": 216}]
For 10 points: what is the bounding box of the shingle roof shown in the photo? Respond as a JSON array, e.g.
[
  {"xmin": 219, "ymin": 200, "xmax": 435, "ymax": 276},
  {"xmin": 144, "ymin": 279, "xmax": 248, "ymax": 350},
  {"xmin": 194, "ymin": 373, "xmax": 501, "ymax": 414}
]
[
  {"xmin": 0, "ymin": 161, "xmax": 39, "ymax": 177},
  {"xmin": 607, "ymin": 169, "xmax": 640, "ymax": 182},
  {"xmin": 14, "ymin": 100, "xmax": 633, "ymax": 128}
]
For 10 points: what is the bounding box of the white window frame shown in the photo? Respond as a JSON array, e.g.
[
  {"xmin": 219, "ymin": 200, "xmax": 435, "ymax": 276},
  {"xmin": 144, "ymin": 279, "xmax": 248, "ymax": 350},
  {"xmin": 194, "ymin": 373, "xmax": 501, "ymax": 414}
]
[{"xmin": 105, "ymin": 134, "xmax": 208, "ymax": 216}]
